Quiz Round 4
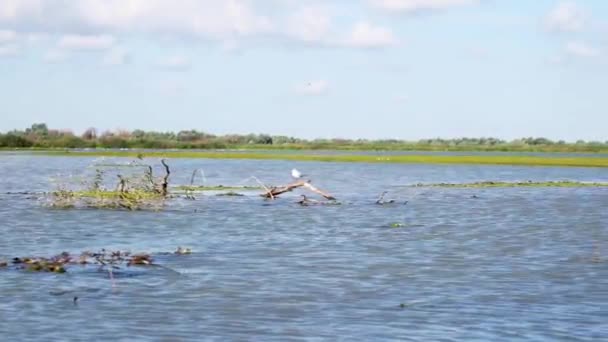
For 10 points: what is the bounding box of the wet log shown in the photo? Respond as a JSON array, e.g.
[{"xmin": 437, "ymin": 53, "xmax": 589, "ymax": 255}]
[{"xmin": 261, "ymin": 180, "xmax": 307, "ymax": 198}]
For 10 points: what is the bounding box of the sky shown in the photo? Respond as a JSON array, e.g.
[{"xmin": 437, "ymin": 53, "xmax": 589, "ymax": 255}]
[{"xmin": 0, "ymin": 0, "xmax": 607, "ymax": 141}]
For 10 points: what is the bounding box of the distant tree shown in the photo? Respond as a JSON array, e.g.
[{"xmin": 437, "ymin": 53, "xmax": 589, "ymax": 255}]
[
  {"xmin": 256, "ymin": 134, "xmax": 273, "ymax": 145},
  {"xmin": 25, "ymin": 123, "xmax": 49, "ymax": 136},
  {"xmin": 131, "ymin": 129, "xmax": 145, "ymax": 139},
  {"xmin": 0, "ymin": 134, "xmax": 33, "ymax": 147},
  {"xmin": 115, "ymin": 129, "xmax": 132, "ymax": 139},
  {"xmin": 82, "ymin": 127, "xmax": 97, "ymax": 140}
]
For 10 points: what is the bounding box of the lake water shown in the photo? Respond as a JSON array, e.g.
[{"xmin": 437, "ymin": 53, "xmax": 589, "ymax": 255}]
[{"xmin": 0, "ymin": 155, "xmax": 607, "ymax": 341}]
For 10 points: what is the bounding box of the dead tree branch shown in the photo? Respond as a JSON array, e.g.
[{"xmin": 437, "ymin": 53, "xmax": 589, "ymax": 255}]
[
  {"xmin": 158, "ymin": 159, "xmax": 170, "ymax": 196},
  {"xmin": 261, "ymin": 180, "xmax": 335, "ymax": 200}
]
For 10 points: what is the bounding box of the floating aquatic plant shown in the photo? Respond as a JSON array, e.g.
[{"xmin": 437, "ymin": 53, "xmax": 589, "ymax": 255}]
[{"xmin": 1, "ymin": 248, "xmax": 193, "ymax": 275}]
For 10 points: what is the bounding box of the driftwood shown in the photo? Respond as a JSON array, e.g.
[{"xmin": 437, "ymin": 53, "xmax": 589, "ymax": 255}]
[{"xmin": 261, "ymin": 180, "xmax": 335, "ymax": 200}]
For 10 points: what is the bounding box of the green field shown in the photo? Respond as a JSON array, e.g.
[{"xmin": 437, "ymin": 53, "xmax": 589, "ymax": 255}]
[{"xmin": 33, "ymin": 150, "xmax": 608, "ymax": 168}]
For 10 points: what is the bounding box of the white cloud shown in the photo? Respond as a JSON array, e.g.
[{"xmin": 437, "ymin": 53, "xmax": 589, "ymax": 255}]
[
  {"xmin": 0, "ymin": 1, "xmax": 404, "ymax": 50},
  {"xmin": 369, "ymin": 0, "xmax": 478, "ymax": 13},
  {"xmin": 0, "ymin": 0, "xmax": 43, "ymax": 21},
  {"xmin": 58, "ymin": 34, "xmax": 115, "ymax": 50},
  {"xmin": 295, "ymin": 80, "xmax": 329, "ymax": 95},
  {"xmin": 287, "ymin": 6, "xmax": 332, "ymax": 43},
  {"xmin": 0, "ymin": 43, "xmax": 19, "ymax": 57},
  {"xmin": 0, "ymin": 0, "xmax": 273, "ymax": 39},
  {"xmin": 546, "ymin": 2, "xmax": 586, "ymax": 32},
  {"xmin": 343, "ymin": 22, "xmax": 397, "ymax": 48},
  {"xmin": 0, "ymin": 29, "xmax": 16, "ymax": 43},
  {"xmin": 25, "ymin": 32, "xmax": 48, "ymax": 44},
  {"xmin": 565, "ymin": 41, "xmax": 600, "ymax": 58},
  {"xmin": 102, "ymin": 47, "xmax": 130, "ymax": 65},
  {"xmin": 43, "ymin": 49, "xmax": 69, "ymax": 63},
  {"xmin": 396, "ymin": 94, "xmax": 408, "ymax": 103},
  {"xmin": 157, "ymin": 55, "xmax": 191, "ymax": 71}
]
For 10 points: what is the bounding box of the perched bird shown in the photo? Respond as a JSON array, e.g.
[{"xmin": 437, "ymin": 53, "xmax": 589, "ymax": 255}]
[{"xmin": 291, "ymin": 168, "xmax": 305, "ymax": 179}]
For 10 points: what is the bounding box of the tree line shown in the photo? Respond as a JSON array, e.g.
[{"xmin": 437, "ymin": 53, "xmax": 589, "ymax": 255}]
[{"xmin": 1, "ymin": 123, "xmax": 607, "ymax": 152}]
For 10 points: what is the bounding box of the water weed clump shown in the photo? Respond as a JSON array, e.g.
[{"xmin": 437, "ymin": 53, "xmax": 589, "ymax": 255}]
[
  {"xmin": 48, "ymin": 158, "xmax": 171, "ymax": 210},
  {"xmin": 0, "ymin": 248, "xmax": 198, "ymax": 277}
]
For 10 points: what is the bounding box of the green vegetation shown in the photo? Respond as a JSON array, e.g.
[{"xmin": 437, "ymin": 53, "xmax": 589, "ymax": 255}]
[
  {"xmin": 411, "ymin": 180, "xmax": 608, "ymax": 188},
  {"xmin": 2, "ymin": 123, "xmax": 608, "ymax": 153},
  {"xmin": 49, "ymin": 159, "xmax": 171, "ymax": 210},
  {"xmin": 38, "ymin": 150, "xmax": 608, "ymax": 168},
  {"xmin": 175, "ymin": 185, "xmax": 262, "ymax": 191}
]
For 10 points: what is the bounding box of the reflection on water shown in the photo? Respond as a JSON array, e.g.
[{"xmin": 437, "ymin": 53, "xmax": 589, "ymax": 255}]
[{"xmin": 0, "ymin": 156, "xmax": 607, "ymax": 341}]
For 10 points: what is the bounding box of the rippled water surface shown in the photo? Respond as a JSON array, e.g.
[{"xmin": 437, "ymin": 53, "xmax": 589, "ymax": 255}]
[{"xmin": 0, "ymin": 155, "xmax": 607, "ymax": 341}]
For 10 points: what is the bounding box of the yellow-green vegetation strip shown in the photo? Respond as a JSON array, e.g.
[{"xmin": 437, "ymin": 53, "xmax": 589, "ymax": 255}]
[
  {"xmin": 411, "ymin": 181, "xmax": 608, "ymax": 188},
  {"xmin": 37, "ymin": 150, "xmax": 608, "ymax": 168},
  {"xmin": 175, "ymin": 185, "xmax": 262, "ymax": 191}
]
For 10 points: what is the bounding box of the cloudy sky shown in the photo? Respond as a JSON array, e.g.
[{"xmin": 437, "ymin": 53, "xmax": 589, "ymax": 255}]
[{"xmin": 0, "ymin": 0, "xmax": 607, "ymax": 141}]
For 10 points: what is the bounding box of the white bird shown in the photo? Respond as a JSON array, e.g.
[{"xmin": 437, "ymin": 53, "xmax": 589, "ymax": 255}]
[{"xmin": 291, "ymin": 168, "xmax": 305, "ymax": 179}]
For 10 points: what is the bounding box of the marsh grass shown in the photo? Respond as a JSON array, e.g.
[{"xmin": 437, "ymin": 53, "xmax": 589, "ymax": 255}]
[
  {"xmin": 38, "ymin": 150, "xmax": 608, "ymax": 168},
  {"xmin": 48, "ymin": 159, "xmax": 171, "ymax": 210}
]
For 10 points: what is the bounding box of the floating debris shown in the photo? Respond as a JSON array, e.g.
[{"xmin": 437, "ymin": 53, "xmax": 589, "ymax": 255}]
[
  {"xmin": 0, "ymin": 249, "xmax": 184, "ymax": 274},
  {"xmin": 127, "ymin": 254, "xmax": 152, "ymax": 266},
  {"xmin": 216, "ymin": 192, "xmax": 245, "ymax": 197},
  {"xmin": 175, "ymin": 247, "xmax": 192, "ymax": 255}
]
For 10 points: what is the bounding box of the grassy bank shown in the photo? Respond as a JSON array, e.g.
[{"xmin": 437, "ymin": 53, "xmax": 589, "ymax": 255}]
[
  {"xmin": 411, "ymin": 181, "xmax": 608, "ymax": 188},
  {"xmin": 33, "ymin": 150, "xmax": 608, "ymax": 168}
]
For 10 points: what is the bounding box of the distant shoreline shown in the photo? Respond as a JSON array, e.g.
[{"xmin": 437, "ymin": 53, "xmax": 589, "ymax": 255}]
[
  {"xmin": 8, "ymin": 149, "xmax": 607, "ymax": 168},
  {"xmin": 2, "ymin": 124, "xmax": 607, "ymax": 154}
]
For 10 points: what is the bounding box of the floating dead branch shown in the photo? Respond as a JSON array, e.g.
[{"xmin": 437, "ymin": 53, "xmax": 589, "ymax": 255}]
[
  {"xmin": 296, "ymin": 195, "xmax": 341, "ymax": 206},
  {"xmin": 375, "ymin": 191, "xmax": 394, "ymax": 205},
  {"xmin": 296, "ymin": 194, "xmax": 331, "ymax": 206},
  {"xmin": 158, "ymin": 159, "xmax": 170, "ymax": 196},
  {"xmin": 261, "ymin": 179, "xmax": 336, "ymax": 200},
  {"xmin": 375, "ymin": 191, "xmax": 407, "ymax": 205}
]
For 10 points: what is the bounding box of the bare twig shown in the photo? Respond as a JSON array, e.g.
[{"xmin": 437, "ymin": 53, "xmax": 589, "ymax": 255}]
[
  {"xmin": 376, "ymin": 191, "xmax": 388, "ymax": 204},
  {"xmin": 302, "ymin": 182, "xmax": 336, "ymax": 200},
  {"xmin": 252, "ymin": 176, "xmax": 274, "ymax": 200}
]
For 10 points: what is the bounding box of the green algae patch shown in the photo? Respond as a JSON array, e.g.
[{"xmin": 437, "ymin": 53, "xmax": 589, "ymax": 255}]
[
  {"xmin": 410, "ymin": 180, "xmax": 608, "ymax": 188},
  {"xmin": 36, "ymin": 150, "xmax": 608, "ymax": 168}
]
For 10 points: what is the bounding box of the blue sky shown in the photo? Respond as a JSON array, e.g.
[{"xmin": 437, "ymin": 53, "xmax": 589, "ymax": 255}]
[{"xmin": 0, "ymin": 0, "xmax": 607, "ymax": 141}]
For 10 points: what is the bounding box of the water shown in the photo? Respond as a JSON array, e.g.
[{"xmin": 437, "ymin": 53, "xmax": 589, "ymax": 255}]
[{"xmin": 0, "ymin": 155, "xmax": 607, "ymax": 341}]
